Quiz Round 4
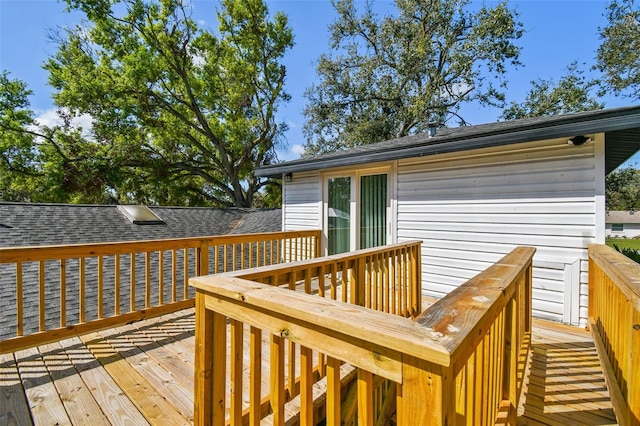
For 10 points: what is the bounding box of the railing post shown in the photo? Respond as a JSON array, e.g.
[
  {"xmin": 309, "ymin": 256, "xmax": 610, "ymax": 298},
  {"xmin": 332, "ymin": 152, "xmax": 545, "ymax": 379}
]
[
  {"xmin": 314, "ymin": 230, "xmax": 322, "ymax": 259},
  {"xmin": 193, "ymin": 291, "xmax": 228, "ymax": 426},
  {"xmin": 397, "ymin": 355, "xmax": 455, "ymax": 425},
  {"xmin": 198, "ymin": 240, "xmax": 209, "ymax": 276}
]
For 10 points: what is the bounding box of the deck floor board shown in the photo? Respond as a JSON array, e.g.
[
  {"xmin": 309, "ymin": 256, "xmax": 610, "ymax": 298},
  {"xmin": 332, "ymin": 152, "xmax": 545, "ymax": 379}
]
[
  {"xmin": 516, "ymin": 321, "xmax": 617, "ymax": 425},
  {"xmin": 2, "ymin": 309, "xmax": 619, "ymax": 425}
]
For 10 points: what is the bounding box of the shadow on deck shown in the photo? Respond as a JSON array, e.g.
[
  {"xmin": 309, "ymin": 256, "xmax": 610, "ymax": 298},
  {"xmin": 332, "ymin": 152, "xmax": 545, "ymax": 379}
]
[
  {"xmin": 1, "ymin": 308, "xmax": 618, "ymax": 426},
  {"xmin": 517, "ymin": 321, "xmax": 617, "ymax": 426}
]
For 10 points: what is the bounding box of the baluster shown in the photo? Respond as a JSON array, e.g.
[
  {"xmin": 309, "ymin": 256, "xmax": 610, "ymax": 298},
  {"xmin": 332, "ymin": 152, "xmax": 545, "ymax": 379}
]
[
  {"xmin": 144, "ymin": 252, "xmax": 151, "ymax": 308},
  {"xmin": 271, "ymin": 334, "xmax": 285, "ymax": 426},
  {"xmin": 98, "ymin": 255, "xmax": 104, "ymax": 318},
  {"xmin": 130, "ymin": 253, "xmax": 136, "ymax": 312},
  {"xmin": 250, "ymin": 326, "xmax": 262, "ymax": 426},
  {"xmin": 40, "ymin": 260, "xmax": 46, "ymax": 331},
  {"xmin": 60, "ymin": 258, "xmax": 66, "ymax": 327},
  {"xmin": 114, "ymin": 255, "xmax": 120, "ymax": 315},
  {"xmin": 171, "ymin": 249, "xmax": 177, "ymax": 303},
  {"xmin": 183, "ymin": 248, "xmax": 188, "ymax": 300},
  {"xmin": 357, "ymin": 369, "xmax": 374, "ymax": 426},
  {"xmin": 326, "ymin": 356, "xmax": 341, "ymax": 426},
  {"xmin": 16, "ymin": 262, "xmax": 23, "ymax": 337},
  {"xmin": 300, "ymin": 345, "xmax": 313, "ymax": 426},
  {"xmin": 230, "ymin": 319, "xmax": 243, "ymax": 424},
  {"xmin": 158, "ymin": 250, "xmax": 164, "ymax": 305}
]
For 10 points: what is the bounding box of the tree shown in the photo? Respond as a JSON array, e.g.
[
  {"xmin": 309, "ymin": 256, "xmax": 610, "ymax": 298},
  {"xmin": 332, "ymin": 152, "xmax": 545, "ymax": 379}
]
[
  {"xmin": 500, "ymin": 62, "xmax": 604, "ymax": 121},
  {"xmin": 43, "ymin": 0, "xmax": 293, "ymax": 207},
  {"xmin": 0, "ymin": 71, "xmax": 39, "ymax": 201},
  {"xmin": 595, "ymin": 0, "xmax": 640, "ymax": 100},
  {"xmin": 302, "ymin": 0, "xmax": 523, "ymax": 156},
  {"xmin": 0, "ymin": 71, "xmax": 118, "ymax": 203},
  {"xmin": 606, "ymin": 167, "xmax": 640, "ymax": 211}
]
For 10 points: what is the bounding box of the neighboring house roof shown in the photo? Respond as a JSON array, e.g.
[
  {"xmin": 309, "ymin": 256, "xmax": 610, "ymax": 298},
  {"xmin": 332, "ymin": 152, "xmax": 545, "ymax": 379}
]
[
  {"xmin": 606, "ymin": 210, "xmax": 640, "ymax": 224},
  {"xmin": 0, "ymin": 203, "xmax": 282, "ymax": 247},
  {"xmin": 256, "ymin": 105, "xmax": 640, "ymax": 177}
]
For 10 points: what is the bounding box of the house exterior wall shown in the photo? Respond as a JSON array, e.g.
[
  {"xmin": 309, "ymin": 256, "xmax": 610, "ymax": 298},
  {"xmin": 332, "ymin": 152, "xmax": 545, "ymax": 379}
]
[
  {"xmin": 282, "ymin": 171, "xmax": 322, "ymax": 231},
  {"xmin": 606, "ymin": 223, "xmax": 640, "ymax": 238},
  {"xmin": 282, "ymin": 135, "xmax": 605, "ymax": 327},
  {"xmin": 396, "ymin": 135, "xmax": 603, "ymax": 327}
]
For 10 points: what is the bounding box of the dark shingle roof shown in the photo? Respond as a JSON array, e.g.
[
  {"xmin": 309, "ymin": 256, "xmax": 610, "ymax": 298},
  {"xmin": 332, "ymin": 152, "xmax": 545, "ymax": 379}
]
[
  {"xmin": 256, "ymin": 105, "xmax": 640, "ymax": 177},
  {"xmin": 0, "ymin": 203, "xmax": 282, "ymax": 247},
  {"xmin": 0, "ymin": 203, "xmax": 282, "ymax": 340}
]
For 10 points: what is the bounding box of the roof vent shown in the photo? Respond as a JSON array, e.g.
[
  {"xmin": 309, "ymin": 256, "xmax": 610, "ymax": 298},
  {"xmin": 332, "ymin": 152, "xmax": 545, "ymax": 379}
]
[
  {"xmin": 117, "ymin": 205, "xmax": 165, "ymax": 225},
  {"xmin": 427, "ymin": 122, "xmax": 438, "ymax": 138}
]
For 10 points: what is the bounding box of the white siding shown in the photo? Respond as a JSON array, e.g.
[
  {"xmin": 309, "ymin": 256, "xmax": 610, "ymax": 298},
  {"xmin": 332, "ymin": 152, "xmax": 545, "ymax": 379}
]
[
  {"xmin": 283, "ymin": 171, "xmax": 321, "ymax": 231},
  {"xmin": 606, "ymin": 223, "xmax": 640, "ymax": 238},
  {"xmin": 396, "ymin": 136, "xmax": 602, "ymax": 326}
]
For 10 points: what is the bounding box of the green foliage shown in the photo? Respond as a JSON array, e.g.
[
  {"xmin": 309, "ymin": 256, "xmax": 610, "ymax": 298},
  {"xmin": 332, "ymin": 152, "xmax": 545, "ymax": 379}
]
[
  {"xmin": 41, "ymin": 0, "xmax": 293, "ymax": 207},
  {"xmin": 612, "ymin": 243, "xmax": 640, "ymax": 263},
  {"xmin": 500, "ymin": 62, "xmax": 604, "ymax": 120},
  {"xmin": 606, "ymin": 167, "xmax": 640, "ymax": 210},
  {"xmin": 302, "ymin": 0, "xmax": 523, "ymax": 156},
  {"xmin": 595, "ymin": 0, "xmax": 640, "ymax": 100},
  {"xmin": 0, "ymin": 71, "xmax": 118, "ymax": 203},
  {"xmin": 0, "ymin": 71, "xmax": 38, "ymax": 201}
]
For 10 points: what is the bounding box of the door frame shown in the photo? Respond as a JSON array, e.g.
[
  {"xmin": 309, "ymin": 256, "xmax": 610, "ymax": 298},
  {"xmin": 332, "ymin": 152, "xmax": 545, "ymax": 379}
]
[{"xmin": 321, "ymin": 164, "xmax": 396, "ymax": 256}]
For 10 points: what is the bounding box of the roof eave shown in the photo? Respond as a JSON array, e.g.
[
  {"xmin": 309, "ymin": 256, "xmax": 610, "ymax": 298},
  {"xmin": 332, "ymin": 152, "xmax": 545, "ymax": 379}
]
[{"xmin": 256, "ymin": 107, "xmax": 640, "ymax": 178}]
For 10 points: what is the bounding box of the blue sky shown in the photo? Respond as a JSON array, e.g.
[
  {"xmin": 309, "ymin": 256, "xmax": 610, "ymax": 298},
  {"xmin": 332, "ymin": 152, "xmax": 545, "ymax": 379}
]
[{"xmin": 1, "ymin": 0, "xmax": 638, "ymax": 167}]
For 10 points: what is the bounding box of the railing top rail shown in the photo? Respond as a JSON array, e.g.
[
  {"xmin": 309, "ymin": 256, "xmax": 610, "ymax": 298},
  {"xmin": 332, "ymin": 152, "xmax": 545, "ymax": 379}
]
[
  {"xmin": 414, "ymin": 246, "xmax": 536, "ymax": 360},
  {"xmin": 0, "ymin": 230, "xmax": 321, "ymax": 263},
  {"xmin": 191, "ymin": 274, "xmax": 451, "ymax": 369},
  {"xmin": 589, "ymin": 243, "xmax": 640, "ymax": 311},
  {"xmin": 223, "ymin": 240, "xmax": 423, "ymax": 281}
]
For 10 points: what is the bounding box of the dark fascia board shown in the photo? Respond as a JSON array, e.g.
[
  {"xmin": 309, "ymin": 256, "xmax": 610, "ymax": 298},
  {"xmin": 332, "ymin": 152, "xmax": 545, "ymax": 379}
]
[{"xmin": 256, "ymin": 105, "xmax": 640, "ymax": 177}]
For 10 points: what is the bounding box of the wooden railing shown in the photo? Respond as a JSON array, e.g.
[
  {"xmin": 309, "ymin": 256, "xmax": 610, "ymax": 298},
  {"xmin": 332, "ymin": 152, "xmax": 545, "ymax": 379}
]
[
  {"xmin": 0, "ymin": 230, "xmax": 320, "ymax": 354},
  {"xmin": 191, "ymin": 244, "xmax": 534, "ymax": 425},
  {"xmin": 588, "ymin": 244, "xmax": 640, "ymax": 426}
]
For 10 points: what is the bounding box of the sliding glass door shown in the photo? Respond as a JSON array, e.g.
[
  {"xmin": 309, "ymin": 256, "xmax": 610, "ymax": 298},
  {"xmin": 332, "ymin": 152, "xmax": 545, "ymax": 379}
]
[
  {"xmin": 327, "ymin": 176, "xmax": 351, "ymax": 255},
  {"xmin": 325, "ymin": 169, "xmax": 391, "ymax": 255},
  {"xmin": 360, "ymin": 173, "xmax": 387, "ymax": 249}
]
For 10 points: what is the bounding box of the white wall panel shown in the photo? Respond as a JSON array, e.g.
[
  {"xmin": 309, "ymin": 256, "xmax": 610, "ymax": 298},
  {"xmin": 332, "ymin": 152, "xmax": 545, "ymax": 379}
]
[
  {"xmin": 283, "ymin": 172, "xmax": 321, "ymax": 231},
  {"xmin": 397, "ymin": 137, "xmax": 601, "ymax": 325}
]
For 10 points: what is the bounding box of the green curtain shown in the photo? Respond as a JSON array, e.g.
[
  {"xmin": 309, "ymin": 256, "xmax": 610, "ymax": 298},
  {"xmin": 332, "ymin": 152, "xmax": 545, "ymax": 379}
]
[
  {"xmin": 360, "ymin": 174, "xmax": 387, "ymax": 249},
  {"xmin": 328, "ymin": 177, "xmax": 351, "ymax": 255}
]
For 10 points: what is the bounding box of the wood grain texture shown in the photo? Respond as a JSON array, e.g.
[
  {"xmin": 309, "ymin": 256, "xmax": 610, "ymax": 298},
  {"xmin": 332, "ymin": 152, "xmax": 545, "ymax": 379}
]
[
  {"xmin": 80, "ymin": 332, "xmax": 189, "ymax": 425},
  {"xmin": 57, "ymin": 336, "xmax": 149, "ymax": 426},
  {"xmin": 3, "ymin": 308, "xmax": 621, "ymax": 426},
  {"xmin": 39, "ymin": 341, "xmax": 110, "ymax": 425},
  {"xmin": 14, "ymin": 346, "xmax": 70, "ymax": 425},
  {"xmin": 0, "ymin": 352, "xmax": 32, "ymax": 426}
]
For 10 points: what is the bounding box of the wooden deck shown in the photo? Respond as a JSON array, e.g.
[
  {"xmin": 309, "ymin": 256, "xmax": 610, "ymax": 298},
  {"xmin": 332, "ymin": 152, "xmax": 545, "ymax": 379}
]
[
  {"xmin": 517, "ymin": 321, "xmax": 617, "ymax": 425},
  {"xmin": 1, "ymin": 308, "xmax": 618, "ymax": 425}
]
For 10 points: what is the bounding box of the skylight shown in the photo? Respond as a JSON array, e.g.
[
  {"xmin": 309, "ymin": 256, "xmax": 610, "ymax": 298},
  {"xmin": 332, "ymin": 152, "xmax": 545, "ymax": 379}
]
[{"xmin": 117, "ymin": 205, "xmax": 165, "ymax": 225}]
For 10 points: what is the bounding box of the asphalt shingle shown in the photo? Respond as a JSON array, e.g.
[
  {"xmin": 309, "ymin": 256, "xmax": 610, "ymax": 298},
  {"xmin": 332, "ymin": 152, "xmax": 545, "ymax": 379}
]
[
  {"xmin": 0, "ymin": 203, "xmax": 282, "ymax": 340},
  {"xmin": 0, "ymin": 203, "xmax": 282, "ymax": 247}
]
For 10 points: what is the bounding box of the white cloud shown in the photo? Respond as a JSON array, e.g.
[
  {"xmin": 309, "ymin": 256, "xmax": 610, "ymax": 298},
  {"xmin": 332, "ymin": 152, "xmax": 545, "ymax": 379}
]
[
  {"xmin": 291, "ymin": 144, "xmax": 305, "ymax": 156},
  {"xmin": 192, "ymin": 53, "xmax": 206, "ymax": 67},
  {"xmin": 34, "ymin": 108, "xmax": 94, "ymax": 139}
]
